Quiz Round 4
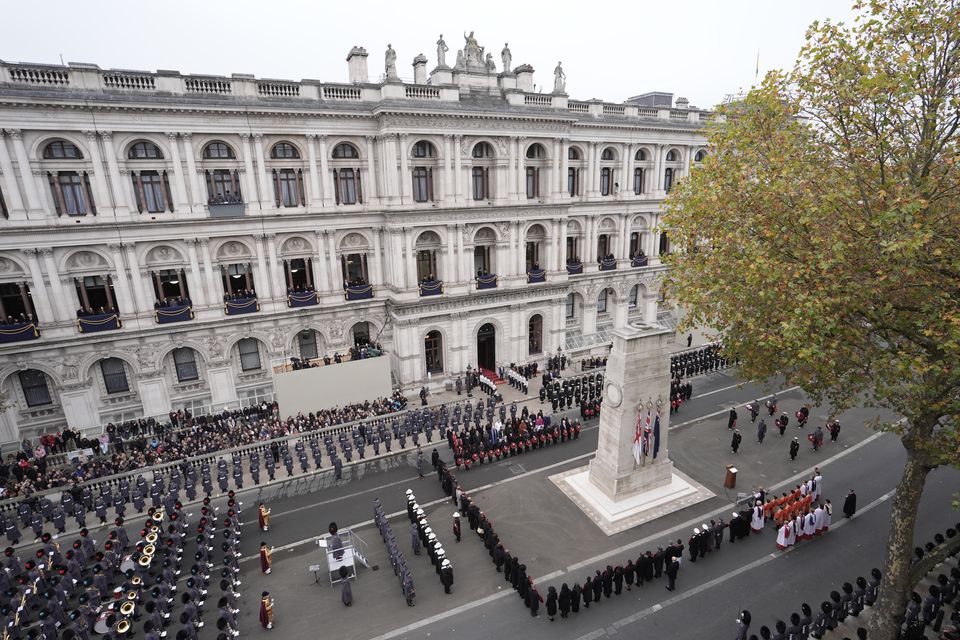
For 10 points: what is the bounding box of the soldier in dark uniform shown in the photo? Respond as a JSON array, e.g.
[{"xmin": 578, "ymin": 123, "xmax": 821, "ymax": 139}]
[
  {"xmin": 283, "ymin": 451, "xmax": 294, "ymax": 477},
  {"xmin": 232, "ymin": 462, "xmax": 244, "ymax": 490},
  {"xmin": 264, "ymin": 452, "xmax": 276, "ymax": 481}
]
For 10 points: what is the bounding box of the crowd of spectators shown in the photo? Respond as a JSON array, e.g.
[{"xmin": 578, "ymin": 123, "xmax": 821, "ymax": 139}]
[
  {"xmin": 0, "ymin": 312, "xmax": 36, "ymax": 326},
  {"xmin": 0, "ymin": 391, "xmax": 408, "ymax": 500},
  {"xmin": 75, "ymin": 305, "xmax": 118, "ymax": 318},
  {"xmin": 208, "ymin": 191, "xmax": 243, "ymax": 205},
  {"xmin": 223, "ymin": 289, "xmax": 257, "ymax": 302},
  {"xmin": 154, "ymin": 296, "xmax": 192, "ymax": 309}
]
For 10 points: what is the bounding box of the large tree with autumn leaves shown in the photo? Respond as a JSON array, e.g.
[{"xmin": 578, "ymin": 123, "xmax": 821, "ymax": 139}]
[{"xmin": 662, "ymin": 1, "xmax": 960, "ymax": 637}]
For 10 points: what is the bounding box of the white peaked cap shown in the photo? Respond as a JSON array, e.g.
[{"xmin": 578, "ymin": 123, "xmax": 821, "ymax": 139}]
[{"xmin": 442, "ymin": 559, "xmax": 451, "ymax": 567}]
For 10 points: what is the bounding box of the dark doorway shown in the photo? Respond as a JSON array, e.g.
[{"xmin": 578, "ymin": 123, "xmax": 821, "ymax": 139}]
[
  {"xmin": 659, "ymin": 232, "xmax": 670, "ymax": 256},
  {"xmin": 477, "ymin": 323, "xmax": 496, "ymax": 372}
]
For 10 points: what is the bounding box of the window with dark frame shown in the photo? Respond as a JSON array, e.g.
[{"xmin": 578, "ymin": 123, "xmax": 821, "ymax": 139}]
[
  {"xmin": 298, "ymin": 330, "xmax": 319, "ymax": 361},
  {"xmin": 336, "ymin": 168, "xmax": 358, "ymax": 204},
  {"xmin": 172, "ymin": 347, "xmax": 199, "ymax": 382},
  {"xmin": 332, "ymin": 143, "xmax": 359, "ymax": 159},
  {"xmin": 412, "ymin": 140, "xmax": 435, "ymax": 158},
  {"xmin": 528, "ymin": 314, "xmax": 543, "ymax": 355},
  {"xmin": 629, "ymin": 285, "xmax": 639, "ymax": 308},
  {"xmin": 238, "ymin": 338, "xmax": 262, "ymax": 371},
  {"xmin": 565, "ymin": 293, "xmax": 575, "ymax": 318},
  {"xmin": 664, "ymin": 168, "xmax": 674, "ymax": 193},
  {"xmin": 19, "ymin": 369, "xmax": 51, "ymax": 407},
  {"xmin": 567, "ymin": 168, "xmax": 578, "ymax": 196},
  {"xmin": 271, "ymin": 142, "xmax": 300, "ymax": 159},
  {"xmin": 43, "ymin": 141, "xmax": 82, "ymax": 159},
  {"xmin": 276, "ymin": 169, "xmax": 300, "ymax": 207},
  {"xmin": 425, "ymin": 330, "xmax": 443, "ymax": 374},
  {"xmin": 600, "ymin": 168, "xmax": 611, "ymax": 196},
  {"xmin": 526, "ymin": 167, "xmax": 539, "ymax": 199},
  {"xmin": 472, "ymin": 167, "xmax": 487, "ymax": 200},
  {"xmin": 128, "ymin": 142, "xmax": 163, "ymax": 160},
  {"xmin": 203, "ymin": 142, "xmax": 235, "ymax": 159},
  {"xmin": 601, "ymin": 148, "xmax": 615, "ymax": 161},
  {"xmin": 100, "ymin": 358, "xmax": 130, "ymax": 394},
  {"xmin": 412, "ymin": 167, "xmax": 430, "ymax": 203},
  {"xmin": 55, "ymin": 172, "xmax": 88, "ymax": 216},
  {"xmin": 597, "ymin": 289, "xmax": 608, "ymax": 313},
  {"xmin": 634, "ymin": 168, "xmax": 644, "ymax": 194}
]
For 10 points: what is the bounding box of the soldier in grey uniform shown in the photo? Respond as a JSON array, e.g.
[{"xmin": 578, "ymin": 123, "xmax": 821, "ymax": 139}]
[
  {"xmin": 264, "ymin": 451, "xmax": 276, "ymax": 481},
  {"xmin": 249, "ymin": 452, "xmax": 261, "ymax": 486},
  {"xmin": 283, "ymin": 451, "xmax": 294, "ymax": 477},
  {"xmin": 232, "ymin": 462, "xmax": 244, "ymax": 490},
  {"xmin": 51, "ymin": 505, "xmax": 66, "ymax": 537}
]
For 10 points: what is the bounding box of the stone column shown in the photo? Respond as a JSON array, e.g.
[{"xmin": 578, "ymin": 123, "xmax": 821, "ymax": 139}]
[
  {"xmin": 185, "ymin": 240, "xmax": 208, "ymax": 306},
  {"xmin": 495, "ymin": 158, "xmax": 508, "ymax": 203},
  {"xmin": 559, "ymin": 217, "xmax": 568, "ymax": 268},
  {"xmin": 552, "ymin": 137, "xmax": 562, "ymax": 199},
  {"xmin": 515, "ymin": 137, "xmax": 526, "ymax": 199},
  {"xmin": 652, "ymin": 144, "xmax": 664, "ymax": 196},
  {"xmin": 123, "ymin": 244, "xmax": 151, "ymax": 312},
  {"xmin": 317, "ymin": 136, "xmax": 334, "ymax": 206},
  {"xmin": 441, "ymin": 135, "xmax": 454, "ymax": 204},
  {"xmin": 586, "ymin": 141, "xmax": 599, "ymax": 198},
  {"xmin": 546, "ymin": 218, "xmax": 558, "ymax": 273},
  {"xmin": 107, "ymin": 244, "xmax": 135, "ymax": 314},
  {"xmin": 265, "ymin": 234, "xmax": 284, "ymax": 299},
  {"xmin": 620, "ymin": 144, "xmax": 632, "ymax": 200},
  {"xmin": 39, "ymin": 249, "xmax": 71, "ymax": 321},
  {"xmin": 364, "ymin": 136, "xmax": 379, "ymax": 204},
  {"xmin": 305, "ymin": 135, "xmax": 322, "ymax": 207},
  {"xmin": 583, "ymin": 296, "xmax": 598, "ymax": 335},
  {"xmin": 456, "ymin": 224, "xmax": 466, "ymax": 282},
  {"xmin": 199, "ymin": 239, "xmax": 220, "ymax": 304},
  {"xmin": 239, "ymin": 134, "xmax": 259, "ymax": 207},
  {"xmin": 371, "ymin": 227, "xmax": 384, "ymax": 286},
  {"xmin": 587, "ymin": 324, "xmax": 675, "ymax": 501},
  {"xmin": 445, "ymin": 224, "xmax": 456, "ymax": 283},
  {"xmin": 8, "ymin": 130, "xmax": 42, "ymax": 212},
  {"xmin": 253, "ymin": 234, "xmax": 272, "ymax": 298},
  {"xmin": 506, "ymin": 137, "xmax": 516, "ymax": 199},
  {"xmin": 389, "ymin": 229, "xmax": 403, "ymax": 289},
  {"xmin": 313, "ymin": 230, "xmax": 331, "ymax": 292},
  {"xmin": 99, "ymin": 132, "xmax": 130, "ymax": 215},
  {"xmin": 621, "ymin": 213, "xmax": 631, "ymax": 261},
  {"xmin": 253, "ymin": 134, "xmax": 271, "ymax": 209},
  {"xmin": 559, "ymin": 138, "xmax": 569, "ymax": 199},
  {"xmin": 20, "ymin": 250, "xmax": 54, "ymax": 323},
  {"xmin": 326, "ymin": 233, "xmax": 339, "ymax": 289},
  {"xmin": 508, "ymin": 222, "xmax": 519, "ymax": 276},
  {"xmin": 398, "ymin": 134, "xmax": 412, "ymax": 202},
  {"xmin": 181, "ymin": 133, "xmax": 203, "ymax": 210},
  {"xmin": 0, "ymin": 133, "xmax": 25, "ymax": 217},
  {"xmin": 453, "ymin": 135, "xmax": 463, "ymax": 203},
  {"xmin": 404, "ymin": 228, "xmax": 418, "ymax": 288},
  {"xmin": 165, "ymin": 133, "xmax": 190, "ymax": 212},
  {"xmin": 83, "ymin": 131, "xmax": 114, "ymax": 216},
  {"xmin": 643, "ymin": 292, "xmax": 659, "ymax": 324},
  {"xmin": 585, "ymin": 215, "xmax": 597, "ymax": 263}
]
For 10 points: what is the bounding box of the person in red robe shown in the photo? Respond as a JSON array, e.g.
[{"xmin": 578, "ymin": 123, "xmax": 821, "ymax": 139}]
[
  {"xmin": 259, "ymin": 503, "xmax": 271, "ymax": 531},
  {"xmin": 260, "ymin": 542, "xmax": 272, "ymax": 574},
  {"xmin": 259, "ymin": 591, "xmax": 274, "ymax": 629}
]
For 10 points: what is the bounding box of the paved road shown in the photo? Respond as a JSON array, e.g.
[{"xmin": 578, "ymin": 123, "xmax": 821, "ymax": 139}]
[{"xmin": 226, "ymin": 370, "xmax": 955, "ymax": 640}]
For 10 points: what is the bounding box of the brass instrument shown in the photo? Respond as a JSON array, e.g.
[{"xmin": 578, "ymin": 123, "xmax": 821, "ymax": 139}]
[
  {"xmin": 126, "ymin": 590, "xmax": 137, "ymax": 601},
  {"xmin": 119, "ymin": 601, "xmax": 135, "ymax": 616},
  {"xmin": 131, "ymin": 576, "xmax": 142, "ymax": 586},
  {"xmin": 152, "ymin": 510, "xmax": 164, "ymax": 521},
  {"xmin": 138, "ymin": 555, "xmax": 151, "ymax": 567},
  {"xmin": 116, "ymin": 618, "xmax": 131, "ymax": 634},
  {"xmin": 145, "ymin": 532, "xmax": 158, "ymax": 544},
  {"xmin": 142, "ymin": 544, "xmax": 155, "ymax": 557}
]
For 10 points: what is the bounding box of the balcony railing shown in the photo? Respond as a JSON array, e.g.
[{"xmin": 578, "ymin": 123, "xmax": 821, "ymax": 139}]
[
  {"xmin": 207, "ymin": 202, "xmax": 246, "ymax": 218},
  {"xmin": 0, "ymin": 320, "xmax": 40, "ymax": 344},
  {"xmin": 344, "ymin": 284, "xmax": 374, "ymax": 301},
  {"xmin": 155, "ymin": 303, "xmax": 194, "ymax": 324},
  {"xmin": 527, "ymin": 268, "xmax": 546, "ymax": 284},
  {"xmin": 287, "ymin": 290, "xmax": 319, "ymax": 307},
  {"xmin": 599, "ymin": 258, "xmax": 617, "ymax": 271},
  {"xmin": 224, "ymin": 296, "xmax": 259, "ymax": 316},
  {"xmin": 566, "ymin": 262, "xmax": 584, "ymax": 275},
  {"xmin": 631, "ymin": 255, "xmax": 649, "ymax": 268},
  {"xmin": 419, "ymin": 280, "xmax": 444, "ymax": 297},
  {"xmin": 77, "ymin": 312, "xmax": 122, "ymax": 333},
  {"xmin": 476, "ymin": 274, "xmax": 498, "ymax": 290}
]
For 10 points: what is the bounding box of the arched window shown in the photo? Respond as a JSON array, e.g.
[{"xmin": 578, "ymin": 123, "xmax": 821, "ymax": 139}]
[
  {"xmin": 597, "ymin": 289, "xmax": 608, "ymax": 313},
  {"xmin": 237, "ymin": 338, "xmax": 262, "ymax": 371},
  {"xmin": 565, "ymin": 293, "xmax": 576, "ymax": 318},
  {"xmin": 172, "ymin": 347, "xmax": 199, "ymax": 382},
  {"xmin": 271, "ymin": 142, "xmax": 300, "ymax": 159},
  {"xmin": 695, "ymin": 150, "xmax": 707, "ymax": 162},
  {"xmin": 472, "ymin": 142, "xmax": 493, "ymax": 158},
  {"xmin": 298, "ymin": 329, "xmax": 319, "ymax": 361},
  {"xmin": 425, "ymin": 330, "xmax": 443, "ymax": 374},
  {"xmin": 412, "ymin": 140, "xmax": 436, "ymax": 158},
  {"xmin": 203, "ymin": 142, "xmax": 235, "ymax": 159},
  {"xmin": 526, "ymin": 143, "xmax": 545, "ymax": 159},
  {"xmin": 100, "ymin": 358, "xmax": 130, "ymax": 394},
  {"xmin": 128, "ymin": 141, "xmax": 163, "ymax": 160},
  {"xmin": 43, "ymin": 141, "xmax": 82, "ymax": 160},
  {"xmin": 635, "ymin": 149, "xmax": 647, "ymax": 161},
  {"xmin": 332, "ymin": 143, "xmax": 359, "ymax": 159},
  {"xmin": 528, "ymin": 314, "xmax": 543, "ymax": 355},
  {"xmin": 568, "ymin": 147, "xmax": 580, "ymax": 160},
  {"xmin": 601, "ymin": 147, "xmax": 615, "ymax": 161},
  {"xmin": 666, "ymin": 149, "xmax": 678, "ymax": 162},
  {"xmin": 628, "ymin": 285, "xmax": 639, "ymax": 308},
  {"xmin": 18, "ymin": 369, "xmax": 51, "ymax": 407}
]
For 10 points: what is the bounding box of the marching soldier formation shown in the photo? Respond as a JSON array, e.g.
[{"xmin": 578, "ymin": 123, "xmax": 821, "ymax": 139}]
[
  {"xmin": 374, "ymin": 496, "xmax": 416, "ymax": 607},
  {"xmin": 669, "ymin": 342, "xmax": 731, "ymax": 379}
]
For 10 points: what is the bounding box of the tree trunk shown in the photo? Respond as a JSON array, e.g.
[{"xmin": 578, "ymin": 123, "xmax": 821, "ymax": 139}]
[{"xmin": 866, "ymin": 449, "xmax": 932, "ymax": 640}]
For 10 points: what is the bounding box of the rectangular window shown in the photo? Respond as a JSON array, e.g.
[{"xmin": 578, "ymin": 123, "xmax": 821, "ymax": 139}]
[
  {"xmin": 416, "ymin": 250, "xmax": 437, "ymax": 282},
  {"xmin": 600, "ymin": 168, "xmax": 611, "ymax": 196},
  {"xmin": 425, "ymin": 334, "xmax": 443, "ymax": 374},
  {"xmin": 565, "ymin": 295, "xmax": 575, "ymax": 318},
  {"xmin": 238, "ymin": 338, "xmax": 262, "ymax": 371},
  {"xmin": 173, "ymin": 347, "xmax": 199, "ymax": 382},
  {"xmin": 664, "ymin": 168, "xmax": 674, "ymax": 193},
  {"xmin": 526, "ymin": 167, "xmax": 538, "ymax": 199},
  {"xmin": 412, "ymin": 167, "xmax": 429, "ymax": 203},
  {"xmin": 628, "ymin": 286, "xmax": 638, "ymax": 308},
  {"xmin": 567, "ymin": 168, "xmax": 578, "ymax": 196},
  {"xmin": 139, "ymin": 171, "xmax": 166, "ymax": 213},
  {"xmin": 297, "ymin": 330, "xmax": 318, "ymax": 361},
  {"xmin": 338, "ymin": 169, "xmax": 357, "ymax": 205},
  {"xmin": 57, "ymin": 172, "xmax": 87, "ymax": 216},
  {"xmin": 0, "ymin": 185, "xmax": 8, "ymax": 219},
  {"xmin": 19, "ymin": 370, "xmax": 52, "ymax": 407},
  {"xmin": 277, "ymin": 169, "xmax": 299, "ymax": 207},
  {"xmin": 630, "ymin": 232, "xmax": 640, "ymax": 257},
  {"xmin": 100, "ymin": 358, "xmax": 130, "ymax": 394},
  {"xmin": 597, "ymin": 290, "xmax": 608, "ymax": 313},
  {"xmin": 209, "ymin": 169, "xmax": 241, "ymax": 202},
  {"xmin": 472, "ymin": 167, "xmax": 486, "ymax": 201},
  {"xmin": 633, "ymin": 168, "xmax": 644, "ymax": 194}
]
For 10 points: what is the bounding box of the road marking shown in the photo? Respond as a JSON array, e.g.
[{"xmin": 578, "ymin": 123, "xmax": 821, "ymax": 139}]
[
  {"xmin": 367, "ymin": 431, "xmax": 889, "ymax": 640},
  {"xmin": 694, "ymin": 382, "xmax": 746, "ymax": 398}
]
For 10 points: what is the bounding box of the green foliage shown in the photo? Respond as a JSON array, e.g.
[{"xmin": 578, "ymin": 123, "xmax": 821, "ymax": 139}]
[{"xmin": 663, "ymin": 0, "xmax": 960, "ymax": 468}]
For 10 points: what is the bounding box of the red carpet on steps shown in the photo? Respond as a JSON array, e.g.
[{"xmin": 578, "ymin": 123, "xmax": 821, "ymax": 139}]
[{"xmin": 479, "ymin": 367, "xmax": 504, "ymax": 385}]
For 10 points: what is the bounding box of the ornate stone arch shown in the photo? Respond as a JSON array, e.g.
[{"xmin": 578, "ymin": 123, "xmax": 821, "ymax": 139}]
[
  {"xmin": 119, "ymin": 134, "xmax": 170, "ymax": 161},
  {"xmin": 630, "ymin": 214, "xmax": 651, "ymax": 231},
  {"xmin": 193, "ymin": 136, "xmax": 240, "ymax": 162},
  {"xmin": 664, "ymin": 146, "xmax": 685, "ymax": 163},
  {"xmin": 0, "ymin": 254, "xmax": 29, "ymax": 282},
  {"xmin": 522, "ymin": 221, "xmax": 550, "ymax": 239},
  {"xmin": 634, "ymin": 145, "xmax": 655, "ymax": 162},
  {"xmin": 79, "ymin": 351, "xmax": 141, "ymax": 383},
  {"xmin": 32, "ymin": 133, "xmax": 89, "ymax": 161},
  {"xmin": 472, "ymin": 225, "xmax": 499, "ymax": 243},
  {"xmin": 566, "ymin": 143, "xmax": 587, "ymax": 161},
  {"xmin": 599, "ymin": 145, "xmax": 620, "ymax": 162},
  {"xmin": 287, "ymin": 324, "xmax": 330, "ymax": 354},
  {"xmin": 597, "ymin": 216, "xmax": 620, "ymax": 233},
  {"xmin": 223, "ymin": 332, "xmax": 274, "ymax": 357},
  {"xmin": 337, "ymin": 231, "xmax": 371, "ymax": 252},
  {"xmin": 328, "ymin": 138, "xmax": 364, "ymax": 160},
  {"xmin": 139, "ymin": 243, "xmax": 188, "ymax": 268},
  {"xmin": 0, "ymin": 362, "xmax": 64, "ymax": 390},
  {"xmin": 278, "ymin": 234, "xmax": 316, "ymax": 257},
  {"xmin": 406, "ymin": 136, "xmax": 442, "ymax": 158},
  {"xmin": 214, "ymin": 239, "xmax": 254, "ymax": 261},
  {"xmin": 413, "ymin": 228, "xmax": 445, "ymax": 247},
  {"xmin": 420, "ymin": 324, "xmax": 447, "ymax": 375},
  {"xmin": 59, "ymin": 248, "xmax": 114, "ymax": 275},
  {"xmin": 155, "ymin": 339, "xmax": 210, "ymax": 371},
  {"xmin": 465, "ymin": 137, "xmax": 498, "ymax": 158},
  {"xmin": 267, "ymin": 138, "xmax": 305, "ymax": 159},
  {"xmin": 523, "ymin": 140, "xmax": 552, "ymax": 160}
]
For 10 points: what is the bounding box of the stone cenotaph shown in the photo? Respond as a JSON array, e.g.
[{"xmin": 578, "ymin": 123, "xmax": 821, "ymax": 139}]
[{"xmin": 551, "ymin": 322, "xmax": 712, "ymax": 535}]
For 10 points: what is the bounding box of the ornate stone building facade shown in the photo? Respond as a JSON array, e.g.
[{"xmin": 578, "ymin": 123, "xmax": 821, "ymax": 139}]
[{"xmin": 0, "ymin": 35, "xmax": 708, "ymax": 441}]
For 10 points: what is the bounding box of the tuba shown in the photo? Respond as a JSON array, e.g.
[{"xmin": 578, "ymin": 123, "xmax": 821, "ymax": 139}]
[
  {"xmin": 119, "ymin": 601, "xmax": 135, "ymax": 616},
  {"xmin": 115, "ymin": 618, "xmax": 131, "ymax": 634},
  {"xmin": 145, "ymin": 532, "xmax": 158, "ymax": 545},
  {"xmin": 142, "ymin": 544, "xmax": 156, "ymax": 558},
  {"xmin": 137, "ymin": 555, "xmax": 151, "ymax": 567},
  {"xmin": 152, "ymin": 510, "xmax": 164, "ymax": 522}
]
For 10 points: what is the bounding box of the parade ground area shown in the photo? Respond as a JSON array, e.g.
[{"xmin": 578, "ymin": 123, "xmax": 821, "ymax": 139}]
[{"xmin": 64, "ymin": 366, "xmax": 952, "ymax": 640}]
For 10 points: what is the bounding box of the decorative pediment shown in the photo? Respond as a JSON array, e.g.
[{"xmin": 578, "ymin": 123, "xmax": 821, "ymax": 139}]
[
  {"xmin": 0, "ymin": 257, "xmax": 24, "ymax": 276},
  {"xmin": 339, "ymin": 233, "xmax": 369, "ymax": 250},
  {"xmin": 145, "ymin": 245, "xmax": 185, "ymax": 266},
  {"xmin": 280, "ymin": 236, "xmax": 311, "ymax": 255},
  {"xmin": 65, "ymin": 250, "xmax": 109, "ymax": 271},
  {"xmin": 216, "ymin": 241, "xmax": 252, "ymax": 260}
]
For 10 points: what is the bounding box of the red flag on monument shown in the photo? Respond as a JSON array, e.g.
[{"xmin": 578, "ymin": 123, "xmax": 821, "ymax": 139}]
[{"xmin": 632, "ymin": 409, "xmax": 642, "ymax": 465}]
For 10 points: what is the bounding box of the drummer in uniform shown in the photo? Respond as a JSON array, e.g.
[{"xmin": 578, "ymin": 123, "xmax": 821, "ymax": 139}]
[
  {"xmin": 260, "ymin": 542, "xmax": 272, "ymax": 574},
  {"xmin": 258, "ymin": 504, "xmax": 271, "ymax": 532},
  {"xmin": 259, "ymin": 591, "xmax": 274, "ymax": 629}
]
